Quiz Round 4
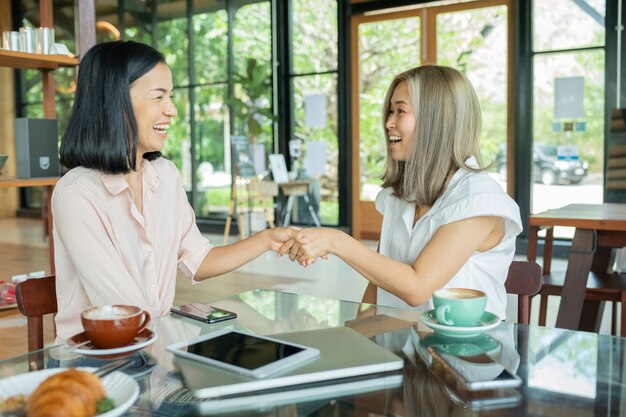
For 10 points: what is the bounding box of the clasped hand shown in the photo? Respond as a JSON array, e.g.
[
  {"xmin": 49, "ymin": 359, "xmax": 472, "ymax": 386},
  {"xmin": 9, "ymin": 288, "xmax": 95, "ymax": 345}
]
[{"xmin": 276, "ymin": 227, "xmax": 335, "ymax": 267}]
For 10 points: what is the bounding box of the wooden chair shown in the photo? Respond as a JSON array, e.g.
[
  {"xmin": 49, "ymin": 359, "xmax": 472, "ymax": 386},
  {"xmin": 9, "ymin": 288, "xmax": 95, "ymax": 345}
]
[
  {"xmin": 15, "ymin": 275, "xmax": 57, "ymax": 352},
  {"xmin": 537, "ymin": 272, "xmax": 626, "ymax": 336},
  {"xmin": 528, "ymin": 223, "xmax": 626, "ymax": 337},
  {"xmin": 505, "ymin": 261, "xmax": 543, "ymax": 324}
]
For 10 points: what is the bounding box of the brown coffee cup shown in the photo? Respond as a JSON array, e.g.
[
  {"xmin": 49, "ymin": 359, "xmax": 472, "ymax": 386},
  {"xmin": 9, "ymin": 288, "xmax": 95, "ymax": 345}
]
[{"xmin": 81, "ymin": 305, "xmax": 151, "ymax": 349}]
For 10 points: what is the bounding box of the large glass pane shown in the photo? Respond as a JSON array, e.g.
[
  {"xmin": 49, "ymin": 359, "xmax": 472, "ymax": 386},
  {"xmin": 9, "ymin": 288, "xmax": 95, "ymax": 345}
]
[
  {"xmin": 194, "ymin": 85, "xmax": 230, "ymax": 218},
  {"xmin": 533, "ymin": 0, "xmax": 605, "ymax": 52},
  {"xmin": 532, "ymin": 50, "xmax": 605, "ymax": 239},
  {"xmin": 193, "ymin": 8, "xmax": 228, "ymax": 85},
  {"xmin": 54, "ymin": 67, "xmax": 75, "ymax": 136},
  {"xmin": 437, "ymin": 5, "xmax": 508, "ymax": 182},
  {"xmin": 293, "ymin": 74, "xmax": 338, "ymax": 225},
  {"xmin": 531, "ymin": 0, "xmax": 605, "ymax": 241},
  {"xmin": 162, "ymin": 87, "xmax": 192, "ymax": 190},
  {"xmin": 358, "ymin": 17, "xmax": 420, "ymax": 201},
  {"xmin": 123, "ymin": 10, "xmax": 153, "ymax": 44},
  {"xmin": 233, "ymin": 2, "xmax": 271, "ymax": 76},
  {"xmin": 292, "ymin": 0, "xmax": 338, "ymax": 74},
  {"xmin": 21, "ymin": 69, "xmax": 42, "ymax": 110},
  {"xmin": 156, "ymin": 1, "xmax": 189, "ymax": 87},
  {"xmin": 155, "ymin": 2, "xmax": 191, "ymax": 192},
  {"xmin": 232, "ymin": 2, "xmax": 273, "ymax": 170}
]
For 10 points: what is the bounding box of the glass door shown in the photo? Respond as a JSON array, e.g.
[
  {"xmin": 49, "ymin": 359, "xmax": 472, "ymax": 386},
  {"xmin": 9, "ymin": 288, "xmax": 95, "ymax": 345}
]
[
  {"xmin": 350, "ymin": 1, "xmax": 513, "ymax": 240},
  {"xmin": 435, "ymin": 3, "xmax": 511, "ymax": 194},
  {"xmin": 350, "ymin": 11, "xmax": 422, "ymax": 239}
]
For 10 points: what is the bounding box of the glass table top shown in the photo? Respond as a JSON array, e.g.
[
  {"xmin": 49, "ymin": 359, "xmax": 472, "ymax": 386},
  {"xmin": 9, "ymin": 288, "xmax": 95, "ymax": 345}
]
[{"xmin": 1, "ymin": 289, "xmax": 625, "ymax": 416}]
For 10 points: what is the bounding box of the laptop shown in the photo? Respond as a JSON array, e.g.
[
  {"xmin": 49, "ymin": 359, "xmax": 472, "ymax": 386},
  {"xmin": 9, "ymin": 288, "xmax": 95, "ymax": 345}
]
[
  {"xmin": 173, "ymin": 326, "xmax": 404, "ymax": 398},
  {"xmin": 195, "ymin": 372, "xmax": 403, "ymax": 414}
]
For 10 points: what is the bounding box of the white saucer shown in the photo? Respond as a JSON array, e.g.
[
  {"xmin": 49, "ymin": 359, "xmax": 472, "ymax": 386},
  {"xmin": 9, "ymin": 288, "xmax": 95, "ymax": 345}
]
[
  {"xmin": 66, "ymin": 329, "xmax": 157, "ymax": 358},
  {"xmin": 0, "ymin": 302, "xmax": 17, "ymax": 311},
  {"xmin": 419, "ymin": 310, "xmax": 501, "ymax": 338}
]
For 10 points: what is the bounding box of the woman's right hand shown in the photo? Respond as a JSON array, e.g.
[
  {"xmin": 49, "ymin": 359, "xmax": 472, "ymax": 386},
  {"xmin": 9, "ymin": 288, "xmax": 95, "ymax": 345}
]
[
  {"xmin": 280, "ymin": 228, "xmax": 338, "ymax": 267},
  {"xmin": 266, "ymin": 226, "xmax": 306, "ymax": 252}
]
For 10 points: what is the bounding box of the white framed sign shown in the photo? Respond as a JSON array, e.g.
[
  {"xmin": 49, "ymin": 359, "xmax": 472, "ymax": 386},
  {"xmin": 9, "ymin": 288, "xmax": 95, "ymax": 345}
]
[{"xmin": 269, "ymin": 154, "xmax": 289, "ymax": 183}]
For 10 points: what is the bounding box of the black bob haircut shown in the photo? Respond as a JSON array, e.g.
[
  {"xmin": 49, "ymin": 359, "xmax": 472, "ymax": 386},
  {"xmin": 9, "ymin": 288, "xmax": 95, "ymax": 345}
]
[{"xmin": 60, "ymin": 40, "xmax": 166, "ymax": 174}]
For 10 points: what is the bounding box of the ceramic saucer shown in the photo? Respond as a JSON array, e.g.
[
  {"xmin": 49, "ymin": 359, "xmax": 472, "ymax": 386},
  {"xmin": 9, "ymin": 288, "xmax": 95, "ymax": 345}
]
[
  {"xmin": 419, "ymin": 332, "xmax": 501, "ymax": 356},
  {"xmin": 419, "ymin": 310, "xmax": 501, "ymax": 338},
  {"xmin": 66, "ymin": 328, "xmax": 157, "ymax": 358}
]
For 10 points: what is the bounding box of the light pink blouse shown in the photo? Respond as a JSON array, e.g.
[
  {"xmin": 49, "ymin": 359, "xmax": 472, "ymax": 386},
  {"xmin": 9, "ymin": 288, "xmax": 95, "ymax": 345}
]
[{"xmin": 52, "ymin": 158, "xmax": 213, "ymax": 340}]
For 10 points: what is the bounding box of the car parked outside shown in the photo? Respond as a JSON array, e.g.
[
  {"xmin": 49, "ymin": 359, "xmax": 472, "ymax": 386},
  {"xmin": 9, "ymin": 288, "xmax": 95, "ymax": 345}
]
[{"xmin": 496, "ymin": 143, "xmax": 589, "ymax": 185}]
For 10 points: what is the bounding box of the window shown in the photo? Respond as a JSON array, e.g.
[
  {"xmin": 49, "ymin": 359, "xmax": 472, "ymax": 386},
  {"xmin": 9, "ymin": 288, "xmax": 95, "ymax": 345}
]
[
  {"xmin": 290, "ymin": 0, "xmax": 339, "ymax": 225},
  {"xmin": 531, "ymin": 0, "xmax": 605, "ymax": 239}
]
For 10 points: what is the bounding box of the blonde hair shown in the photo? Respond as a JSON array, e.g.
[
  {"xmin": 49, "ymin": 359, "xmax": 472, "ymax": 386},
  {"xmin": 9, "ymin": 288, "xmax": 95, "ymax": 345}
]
[{"xmin": 381, "ymin": 65, "xmax": 485, "ymax": 205}]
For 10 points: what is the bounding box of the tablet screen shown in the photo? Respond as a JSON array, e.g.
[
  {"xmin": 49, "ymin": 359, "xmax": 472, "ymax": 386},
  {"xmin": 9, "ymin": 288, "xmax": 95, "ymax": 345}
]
[{"xmin": 186, "ymin": 331, "xmax": 306, "ymax": 371}]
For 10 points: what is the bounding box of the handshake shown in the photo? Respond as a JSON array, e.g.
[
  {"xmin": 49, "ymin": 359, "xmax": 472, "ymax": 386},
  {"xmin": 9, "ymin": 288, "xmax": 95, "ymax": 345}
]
[{"xmin": 268, "ymin": 226, "xmax": 339, "ymax": 267}]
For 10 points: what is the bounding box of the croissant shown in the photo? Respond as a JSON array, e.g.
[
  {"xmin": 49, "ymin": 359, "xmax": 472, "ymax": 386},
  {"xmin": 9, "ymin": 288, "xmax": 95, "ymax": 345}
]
[{"xmin": 26, "ymin": 369, "xmax": 106, "ymax": 417}]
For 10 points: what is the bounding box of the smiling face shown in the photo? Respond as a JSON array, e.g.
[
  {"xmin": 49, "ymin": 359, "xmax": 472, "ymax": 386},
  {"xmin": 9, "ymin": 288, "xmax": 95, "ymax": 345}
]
[
  {"xmin": 385, "ymin": 80, "xmax": 416, "ymax": 161},
  {"xmin": 130, "ymin": 62, "xmax": 177, "ymax": 160}
]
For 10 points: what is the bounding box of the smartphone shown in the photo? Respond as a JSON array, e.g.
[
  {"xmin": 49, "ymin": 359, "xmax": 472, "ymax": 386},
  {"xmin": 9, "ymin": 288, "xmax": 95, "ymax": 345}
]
[
  {"xmin": 167, "ymin": 329, "xmax": 320, "ymax": 379},
  {"xmin": 428, "ymin": 347, "xmax": 522, "ymax": 391},
  {"xmin": 171, "ymin": 303, "xmax": 237, "ymax": 324},
  {"xmin": 445, "ymin": 384, "xmax": 522, "ymax": 410}
]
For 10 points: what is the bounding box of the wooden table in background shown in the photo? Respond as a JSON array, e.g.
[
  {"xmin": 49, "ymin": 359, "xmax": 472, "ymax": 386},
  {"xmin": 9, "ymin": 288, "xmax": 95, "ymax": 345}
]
[
  {"xmin": 527, "ymin": 203, "xmax": 626, "ymax": 333},
  {"xmin": 0, "ymin": 177, "xmax": 59, "ymax": 273}
]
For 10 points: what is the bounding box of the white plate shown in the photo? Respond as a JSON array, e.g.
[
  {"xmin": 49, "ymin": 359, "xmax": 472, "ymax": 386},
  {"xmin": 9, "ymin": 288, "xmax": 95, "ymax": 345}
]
[
  {"xmin": 0, "ymin": 367, "xmax": 139, "ymax": 417},
  {"xmin": 419, "ymin": 310, "xmax": 502, "ymax": 338},
  {"xmin": 0, "ymin": 283, "xmax": 17, "ymax": 310},
  {"xmin": 67, "ymin": 329, "xmax": 157, "ymax": 357},
  {"xmin": 0, "ymin": 302, "xmax": 17, "ymax": 311}
]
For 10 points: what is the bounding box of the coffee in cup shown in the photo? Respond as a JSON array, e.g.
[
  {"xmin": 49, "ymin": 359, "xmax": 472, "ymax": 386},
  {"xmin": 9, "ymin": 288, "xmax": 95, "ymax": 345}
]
[
  {"xmin": 432, "ymin": 288, "xmax": 486, "ymax": 327},
  {"xmin": 81, "ymin": 305, "xmax": 151, "ymax": 349}
]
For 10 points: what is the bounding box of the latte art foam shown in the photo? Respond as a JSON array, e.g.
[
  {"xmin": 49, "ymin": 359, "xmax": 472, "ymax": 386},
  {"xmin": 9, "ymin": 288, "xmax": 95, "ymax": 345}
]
[
  {"xmin": 84, "ymin": 305, "xmax": 139, "ymax": 320},
  {"xmin": 436, "ymin": 288, "xmax": 484, "ymax": 299}
]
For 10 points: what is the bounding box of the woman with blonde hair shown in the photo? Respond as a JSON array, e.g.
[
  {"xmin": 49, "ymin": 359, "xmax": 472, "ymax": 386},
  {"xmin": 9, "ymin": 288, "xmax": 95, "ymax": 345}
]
[{"xmin": 281, "ymin": 65, "xmax": 522, "ymax": 318}]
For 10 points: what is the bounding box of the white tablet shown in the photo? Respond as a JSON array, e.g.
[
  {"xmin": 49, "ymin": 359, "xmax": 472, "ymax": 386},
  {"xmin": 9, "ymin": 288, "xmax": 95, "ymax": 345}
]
[{"xmin": 167, "ymin": 329, "xmax": 320, "ymax": 379}]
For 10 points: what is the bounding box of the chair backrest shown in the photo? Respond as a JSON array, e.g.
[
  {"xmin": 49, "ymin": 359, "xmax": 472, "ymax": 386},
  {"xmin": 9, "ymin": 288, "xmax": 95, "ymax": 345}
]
[
  {"xmin": 505, "ymin": 261, "xmax": 543, "ymax": 325},
  {"xmin": 15, "ymin": 275, "xmax": 57, "ymax": 352}
]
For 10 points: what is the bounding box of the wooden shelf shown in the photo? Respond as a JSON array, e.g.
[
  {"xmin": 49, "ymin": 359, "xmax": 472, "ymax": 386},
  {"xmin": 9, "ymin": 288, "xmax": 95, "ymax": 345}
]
[
  {"xmin": 0, "ymin": 176, "xmax": 59, "ymax": 188},
  {"xmin": 0, "ymin": 49, "xmax": 77, "ymax": 70}
]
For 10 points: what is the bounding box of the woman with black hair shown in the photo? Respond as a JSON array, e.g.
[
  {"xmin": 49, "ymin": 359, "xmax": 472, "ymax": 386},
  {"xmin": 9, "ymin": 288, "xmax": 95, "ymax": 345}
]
[{"xmin": 52, "ymin": 40, "xmax": 300, "ymax": 340}]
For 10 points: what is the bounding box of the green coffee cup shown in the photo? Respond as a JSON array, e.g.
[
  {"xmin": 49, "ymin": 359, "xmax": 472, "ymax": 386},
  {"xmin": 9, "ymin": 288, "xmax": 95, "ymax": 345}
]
[{"xmin": 433, "ymin": 288, "xmax": 487, "ymax": 327}]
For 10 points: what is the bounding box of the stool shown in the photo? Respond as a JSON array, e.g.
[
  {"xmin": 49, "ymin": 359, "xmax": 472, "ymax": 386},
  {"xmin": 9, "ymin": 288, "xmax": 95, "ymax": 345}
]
[{"xmin": 278, "ymin": 180, "xmax": 321, "ymax": 227}]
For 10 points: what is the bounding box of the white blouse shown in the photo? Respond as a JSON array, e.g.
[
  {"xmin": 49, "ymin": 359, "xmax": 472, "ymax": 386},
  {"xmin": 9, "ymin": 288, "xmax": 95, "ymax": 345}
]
[{"xmin": 374, "ymin": 159, "xmax": 522, "ymax": 319}]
